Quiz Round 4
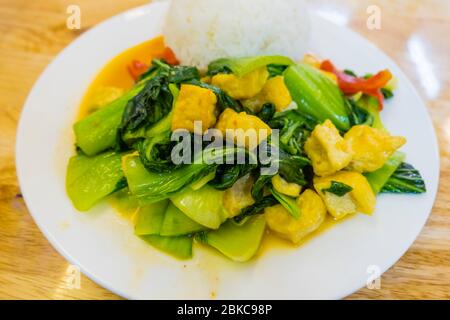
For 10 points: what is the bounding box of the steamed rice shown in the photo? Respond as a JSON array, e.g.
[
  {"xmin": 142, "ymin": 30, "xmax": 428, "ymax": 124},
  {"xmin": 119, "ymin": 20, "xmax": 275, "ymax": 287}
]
[{"xmin": 163, "ymin": 0, "xmax": 310, "ymax": 70}]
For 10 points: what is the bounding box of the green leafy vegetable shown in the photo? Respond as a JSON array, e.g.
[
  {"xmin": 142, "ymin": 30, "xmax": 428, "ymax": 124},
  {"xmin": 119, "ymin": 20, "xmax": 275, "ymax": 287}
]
[
  {"xmin": 136, "ymin": 133, "xmax": 178, "ymax": 172},
  {"xmin": 284, "ymin": 63, "xmax": 350, "ymax": 131},
  {"xmin": 269, "ymin": 110, "xmax": 316, "ymax": 155},
  {"xmin": 251, "ymin": 173, "xmax": 272, "ymax": 201},
  {"xmin": 134, "ymin": 200, "xmax": 170, "ymax": 235},
  {"xmin": 74, "ymin": 85, "xmax": 145, "ymax": 156},
  {"xmin": 197, "ymin": 215, "xmax": 266, "ymax": 262},
  {"xmin": 108, "ymin": 188, "xmax": 139, "ymax": 214},
  {"xmin": 267, "ymin": 64, "xmax": 289, "ymax": 78},
  {"xmin": 208, "ymin": 150, "xmax": 258, "ymax": 190},
  {"xmin": 343, "ymin": 69, "xmax": 358, "ymax": 77},
  {"xmin": 160, "ymin": 203, "xmax": 207, "ymax": 236},
  {"xmin": 353, "ymin": 95, "xmax": 386, "ymax": 131},
  {"xmin": 257, "ymin": 103, "xmax": 276, "ymax": 123},
  {"xmin": 118, "ymin": 75, "xmax": 173, "ymax": 143},
  {"xmin": 251, "ymin": 142, "xmax": 310, "ymax": 201},
  {"xmin": 381, "ymin": 162, "xmax": 426, "ymax": 194},
  {"xmin": 140, "ymin": 235, "xmax": 192, "ymax": 260},
  {"xmin": 278, "ymin": 155, "xmax": 310, "ymax": 185},
  {"xmin": 66, "ymin": 151, "xmax": 125, "ymax": 211},
  {"xmin": 270, "ymin": 187, "xmax": 301, "ymax": 219},
  {"xmin": 233, "ymin": 195, "xmax": 278, "ymax": 224},
  {"xmin": 141, "ymin": 59, "xmax": 200, "ymax": 84},
  {"xmin": 207, "ymin": 56, "xmax": 294, "ymax": 77},
  {"xmin": 208, "ymin": 163, "xmax": 256, "ymax": 190},
  {"xmin": 321, "ymin": 181, "xmax": 353, "ymax": 196},
  {"xmin": 171, "ymin": 185, "xmax": 228, "ymax": 229},
  {"xmin": 123, "ymin": 155, "xmax": 216, "ymax": 205},
  {"xmin": 365, "ymin": 152, "xmax": 405, "ymax": 194},
  {"xmin": 345, "ymin": 98, "xmax": 374, "ymax": 127},
  {"xmin": 121, "ymin": 84, "xmax": 178, "ymax": 146},
  {"xmin": 123, "ymin": 147, "xmax": 247, "ymax": 205},
  {"xmin": 190, "ymin": 172, "xmax": 216, "ymax": 191},
  {"xmin": 381, "ymin": 88, "xmax": 394, "ymax": 100}
]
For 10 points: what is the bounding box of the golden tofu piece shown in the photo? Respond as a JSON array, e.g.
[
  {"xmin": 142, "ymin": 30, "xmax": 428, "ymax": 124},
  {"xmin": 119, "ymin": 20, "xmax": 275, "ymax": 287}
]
[
  {"xmin": 265, "ymin": 190, "xmax": 326, "ymax": 244},
  {"xmin": 260, "ymin": 76, "xmax": 292, "ymax": 112},
  {"xmin": 344, "ymin": 125, "xmax": 406, "ymax": 172},
  {"xmin": 211, "ymin": 67, "xmax": 269, "ymax": 100},
  {"xmin": 314, "ymin": 171, "xmax": 376, "ymax": 220},
  {"xmin": 215, "ymin": 108, "xmax": 272, "ymax": 149},
  {"xmin": 223, "ymin": 174, "xmax": 255, "ymax": 218},
  {"xmin": 271, "ymin": 174, "xmax": 302, "ymax": 197},
  {"xmin": 304, "ymin": 120, "xmax": 353, "ymax": 177},
  {"xmin": 171, "ymin": 84, "xmax": 217, "ymax": 133}
]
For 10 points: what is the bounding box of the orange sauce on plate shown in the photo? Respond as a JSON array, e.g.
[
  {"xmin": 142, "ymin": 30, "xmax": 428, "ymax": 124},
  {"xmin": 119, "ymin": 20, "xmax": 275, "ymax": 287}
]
[{"xmin": 77, "ymin": 36, "xmax": 167, "ymax": 119}]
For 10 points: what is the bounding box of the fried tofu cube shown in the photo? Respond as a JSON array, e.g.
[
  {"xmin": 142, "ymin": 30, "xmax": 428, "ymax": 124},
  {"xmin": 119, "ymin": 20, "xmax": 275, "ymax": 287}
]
[
  {"xmin": 240, "ymin": 76, "xmax": 292, "ymax": 113},
  {"xmin": 265, "ymin": 190, "xmax": 326, "ymax": 244},
  {"xmin": 304, "ymin": 120, "xmax": 352, "ymax": 177},
  {"xmin": 171, "ymin": 84, "xmax": 217, "ymax": 132},
  {"xmin": 344, "ymin": 125, "xmax": 406, "ymax": 172},
  {"xmin": 314, "ymin": 171, "xmax": 376, "ymax": 220},
  {"xmin": 260, "ymin": 76, "xmax": 292, "ymax": 112},
  {"xmin": 271, "ymin": 174, "xmax": 302, "ymax": 197},
  {"xmin": 215, "ymin": 108, "xmax": 272, "ymax": 148},
  {"xmin": 211, "ymin": 67, "xmax": 269, "ymax": 100}
]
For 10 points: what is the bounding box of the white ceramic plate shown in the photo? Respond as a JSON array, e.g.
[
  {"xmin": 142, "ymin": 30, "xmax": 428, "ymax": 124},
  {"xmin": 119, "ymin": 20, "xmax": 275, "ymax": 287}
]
[{"xmin": 16, "ymin": 2, "xmax": 439, "ymax": 299}]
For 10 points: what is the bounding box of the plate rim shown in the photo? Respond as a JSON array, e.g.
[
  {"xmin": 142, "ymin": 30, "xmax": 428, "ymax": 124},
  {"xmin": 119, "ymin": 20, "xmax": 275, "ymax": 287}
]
[{"xmin": 15, "ymin": 2, "xmax": 440, "ymax": 300}]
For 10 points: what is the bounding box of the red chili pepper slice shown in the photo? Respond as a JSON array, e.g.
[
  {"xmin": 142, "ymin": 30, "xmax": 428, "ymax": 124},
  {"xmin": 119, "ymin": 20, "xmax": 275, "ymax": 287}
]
[
  {"xmin": 127, "ymin": 59, "xmax": 149, "ymax": 81},
  {"xmin": 320, "ymin": 60, "xmax": 392, "ymax": 110}
]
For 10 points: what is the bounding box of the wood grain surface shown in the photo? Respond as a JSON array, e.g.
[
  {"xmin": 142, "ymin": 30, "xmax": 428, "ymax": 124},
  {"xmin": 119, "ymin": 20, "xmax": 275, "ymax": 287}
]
[{"xmin": 0, "ymin": 0, "xmax": 449, "ymax": 300}]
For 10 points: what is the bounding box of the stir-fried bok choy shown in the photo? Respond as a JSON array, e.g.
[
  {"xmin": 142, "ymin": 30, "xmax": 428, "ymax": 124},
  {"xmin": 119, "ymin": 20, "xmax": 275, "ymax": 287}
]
[{"xmin": 66, "ymin": 46, "xmax": 425, "ymax": 261}]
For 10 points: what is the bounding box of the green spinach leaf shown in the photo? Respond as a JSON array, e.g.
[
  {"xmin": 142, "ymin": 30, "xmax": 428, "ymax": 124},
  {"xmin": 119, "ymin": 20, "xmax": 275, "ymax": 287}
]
[
  {"xmin": 322, "ymin": 181, "xmax": 353, "ymax": 196},
  {"xmin": 381, "ymin": 162, "xmax": 426, "ymax": 194}
]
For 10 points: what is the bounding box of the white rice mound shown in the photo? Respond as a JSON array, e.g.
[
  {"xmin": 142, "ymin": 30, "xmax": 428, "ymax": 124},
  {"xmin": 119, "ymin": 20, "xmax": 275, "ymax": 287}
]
[{"xmin": 163, "ymin": 0, "xmax": 310, "ymax": 70}]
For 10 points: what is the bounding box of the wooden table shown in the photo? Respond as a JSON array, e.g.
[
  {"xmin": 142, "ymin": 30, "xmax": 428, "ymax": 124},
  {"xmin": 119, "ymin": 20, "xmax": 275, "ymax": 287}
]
[{"xmin": 0, "ymin": 0, "xmax": 448, "ymax": 300}]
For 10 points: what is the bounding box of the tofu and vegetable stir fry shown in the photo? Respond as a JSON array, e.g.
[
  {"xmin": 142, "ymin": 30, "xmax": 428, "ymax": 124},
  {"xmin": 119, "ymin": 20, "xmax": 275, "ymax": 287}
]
[{"xmin": 66, "ymin": 41, "xmax": 425, "ymax": 261}]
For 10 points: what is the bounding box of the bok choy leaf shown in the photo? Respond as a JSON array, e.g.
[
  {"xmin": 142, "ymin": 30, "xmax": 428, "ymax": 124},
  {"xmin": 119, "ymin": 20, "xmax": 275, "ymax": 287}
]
[
  {"xmin": 381, "ymin": 162, "xmax": 426, "ymax": 194},
  {"xmin": 74, "ymin": 84, "xmax": 145, "ymax": 156},
  {"xmin": 284, "ymin": 63, "xmax": 350, "ymax": 131},
  {"xmin": 123, "ymin": 147, "xmax": 247, "ymax": 205},
  {"xmin": 196, "ymin": 215, "xmax": 266, "ymax": 262},
  {"xmin": 364, "ymin": 152, "xmax": 405, "ymax": 194},
  {"xmin": 140, "ymin": 235, "xmax": 193, "ymax": 260},
  {"xmin": 66, "ymin": 151, "xmax": 125, "ymax": 211}
]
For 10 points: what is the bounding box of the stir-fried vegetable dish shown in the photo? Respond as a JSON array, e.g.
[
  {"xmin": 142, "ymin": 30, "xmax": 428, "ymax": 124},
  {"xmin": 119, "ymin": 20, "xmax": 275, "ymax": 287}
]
[{"xmin": 66, "ymin": 39, "xmax": 426, "ymax": 261}]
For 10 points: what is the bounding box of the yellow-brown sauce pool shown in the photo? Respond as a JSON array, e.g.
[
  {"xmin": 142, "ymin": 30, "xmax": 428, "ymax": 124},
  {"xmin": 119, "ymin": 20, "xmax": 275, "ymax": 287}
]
[
  {"xmin": 77, "ymin": 36, "xmax": 351, "ymax": 254},
  {"xmin": 78, "ymin": 36, "xmax": 167, "ymax": 119}
]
